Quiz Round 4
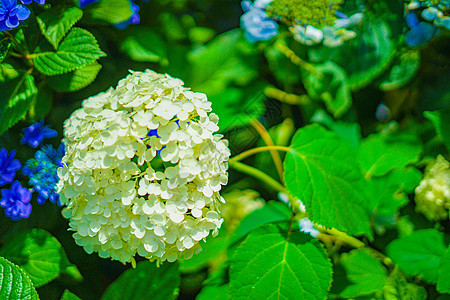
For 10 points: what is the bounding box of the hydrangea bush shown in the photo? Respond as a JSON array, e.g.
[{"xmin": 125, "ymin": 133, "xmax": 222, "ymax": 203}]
[{"xmin": 0, "ymin": 0, "xmax": 449, "ymax": 299}]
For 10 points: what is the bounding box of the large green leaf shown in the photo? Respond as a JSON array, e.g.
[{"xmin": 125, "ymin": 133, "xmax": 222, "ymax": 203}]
[
  {"xmin": 387, "ymin": 229, "xmax": 447, "ymax": 284},
  {"xmin": 0, "ymin": 65, "xmax": 37, "ymax": 136},
  {"xmin": 437, "ymin": 246, "xmax": 450, "ymax": 294},
  {"xmin": 37, "ymin": 6, "xmax": 83, "ymax": 49},
  {"xmin": 120, "ymin": 27, "xmax": 167, "ymax": 64},
  {"xmin": 303, "ymin": 61, "xmax": 352, "ymax": 118},
  {"xmin": 339, "ymin": 249, "xmax": 387, "ymax": 298},
  {"xmin": 230, "ymin": 223, "xmax": 332, "ymax": 300},
  {"xmin": 0, "ymin": 257, "xmax": 39, "ymax": 300},
  {"xmin": 424, "ymin": 109, "xmax": 450, "ymax": 153},
  {"xmin": 101, "ymin": 261, "xmax": 180, "ymax": 300},
  {"xmin": 32, "ymin": 27, "xmax": 105, "ymax": 76},
  {"xmin": 334, "ymin": 17, "xmax": 396, "ymax": 91},
  {"xmin": 358, "ymin": 132, "xmax": 422, "ymax": 179},
  {"xmin": 383, "ymin": 267, "xmax": 427, "ymax": 300},
  {"xmin": 85, "ymin": 0, "xmax": 133, "ymax": 24},
  {"xmin": 47, "ymin": 62, "xmax": 102, "ymax": 92},
  {"xmin": 0, "ymin": 229, "xmax": 63, "ymax": 288},
  {"xmin": 284, "ymin": 124, "xmax": 371, "ymax": 236}
]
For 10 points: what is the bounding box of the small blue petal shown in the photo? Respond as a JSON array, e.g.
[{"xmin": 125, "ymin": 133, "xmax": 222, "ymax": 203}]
[
  {"xmin": 16, "ymin": 5, "xmax": 30, "ymax": 21},
  {"xmin": 405, "ymin": 22, "xmax": 437, "ymax": 46},
  {"xmin": 406, "ymin": 12, "xmax": 420, "ymax": 28}
]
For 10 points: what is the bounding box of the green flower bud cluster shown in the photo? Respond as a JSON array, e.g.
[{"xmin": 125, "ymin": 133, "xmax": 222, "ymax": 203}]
[
  {"xmin": 266, "ymin": 0, "xmax": 341, "ymax": 28},
  {"xmin": 415, "ymin": 155, "xmax": 450, "ymax": 221}
]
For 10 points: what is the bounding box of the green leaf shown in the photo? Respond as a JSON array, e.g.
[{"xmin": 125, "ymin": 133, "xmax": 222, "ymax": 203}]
[
  {"xmin": 311, "ymin": 110, "xmax": 361, "ymax": 149},
  {"xmin": 437, "ymin": 246, "xmax": 450, "ymax": 294},
  {"xmin": 120, "ymin": 27, "xmax": 167, "ymax": 64},
  {"xmin": 101, "ymin": 261, "xmax": 180, "ymax": 300},
  {"xmin": 0, "ymin": 229, "xmax": 63, "ymax": 288},
  {"xmin": 210, "ymin": 83, "xmax": 266, "ymax": 132},
  {"xmin": 424, "ymin": 109, "xmax": 450, "ymax": 153},
  {"xmin": 383, "ymin": 267, "xmax": 427, "ymax": 300},
  {"xmin": 0, "ymin": 257, "xmax": 39, "ymax": 300},
  {"xmin": 37, "ymin": 6, "xmax": 83, "ymax": 49},
  {"xmin": 358, "ymin": 132, "xmax": 422, "ymax": 178},
  {"xmin": 159, "ymin": 12, "xmax": 186, "ymax": 42},
  {"xmin": 0, "ymin": 38, "xmax": 10, "ymax": 62},
  {"xmin": 303, "ymin": 61, "xmax": 352, "ymax": 118},
  {"xmin": 196, "ymin": 285, "xmax": 228, "ymax": 300},
  {"xmin": 371, "ymin": 167, "xmax": 422, "ymax": 217},
  {"xmin": 85, "ymin": 0, "xmax": 133, "ymax": 24},
  {"xmin": 28, "ymin": 85, "xmax": 53, "ymax": 119},
  {"xmin": 32, "ymin": 27, "xmax": 106, "ymax": 76},
  {"xmin": 188, "ymin": 29, "xmax": 241, "ymax": 87},
  {"xmin": 230, "ymin": 223, "xmax": 332, "ymax": 300},
  {"xmin": 58, "ymin": 247, "xmax": 83, "ymax": 285},
  {"xmin": 339, "ymin": 249, "xmax": 387, "ymax": 298},
  {"xmin": 188, "ymin": 27, "xmax": 215, "ymax": 44},
  {"xmin": 284, "ymin": 124, "xmax": 371, "ymax": 236},
  {"xmin": 379, "ymin": 50, "xmax": 420, "ymax": 91},
  {"xmin": 60, "ymin": 290, "xmax": 81, "ymax": 300},
  {"xmin": 334, "ymin": 17, "xmax": 396, "ymax": 91},
  {"xmin": 231, "ymin": 201, "xmax": 291, "ymax": 244},
  {"xmin": 387, "ymin": 229, "xmax": 447, "ymax": 284},
  {"xmin": 187, "ymin": 29, "xmax": 258, "ymax": 95},
  {"xmin": 0, "ymin": 66, "xmax": 37, "ymax": 136},
  {"xmin": 47, "ymin": 62, "xmax": 102, "ymax": 92}
]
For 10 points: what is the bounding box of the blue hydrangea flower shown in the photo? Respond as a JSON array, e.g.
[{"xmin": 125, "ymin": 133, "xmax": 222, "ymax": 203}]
[
  {"xmin": 0, "ymin": 148, "xmax": 21, "ymax": 186},
  {"xmin": 22, "ymin": 144, "xmax": 64, "ymax": 205},
  {"xmin": 78, "ymin": 0, "xmax": 98, "ymax": 8},
  {"xmin": 375, "ymin": 103, "xmax": 391, "ymax": 122},
  {"xmin": 0, "ymin": 180, "xmax": 32, "ymax": 220},
  {"xmin": 114, "ymin": 0, "xmax": 140, "ymax": 29},
  {"xmin": 405, "ymin": 1, "xmax": 448, "ymax": 45},
  {"xmin": 405, "ymin": 12, "xmax": 439, "ymax": 47},
  {"xmin": 240, "ymin": 0, "xmax": 278, "ymax": 43},
  {"xmin": 21, "ymin": 120, "xmax": 58, "ymax": 148},
  {"xmin": 20, "ymin": 0, "xmax": 44, "ymax": 5},
  {"xmin": 0, "ymin": 0, "xmax": 31, "ymax": 31}
]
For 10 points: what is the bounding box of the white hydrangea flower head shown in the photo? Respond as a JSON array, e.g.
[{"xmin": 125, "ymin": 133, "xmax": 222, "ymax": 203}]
[
  {"xmin": 415, "ymin": 155, "xmax": 450, "ymax": 221},
  {"xmin": 57, "ymin": 70, "xmax": 230, "ymax": 265}
]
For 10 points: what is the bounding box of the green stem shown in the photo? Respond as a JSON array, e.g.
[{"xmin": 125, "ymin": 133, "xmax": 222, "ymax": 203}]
[
  {"xmin": 275, "ymin": 41, "xmax": 321, "ymax": 77},
  {"xmin": 229, "ymin": 146, "xmax": 290, "ymax": 164},
  {"xmin": 265, "ymin": 86, "xmax": 311, "ymax": 105},
  {"xmin": 250, "ymin": 119, "xmax": 284, "ymax": 182},
  {"xmin": 229, "ymin": 161, "xmax": 287, "ymax": 194},
  {"xmin": 322, "ymin": 228, "xmax": 365, "ymax": 249}
]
